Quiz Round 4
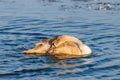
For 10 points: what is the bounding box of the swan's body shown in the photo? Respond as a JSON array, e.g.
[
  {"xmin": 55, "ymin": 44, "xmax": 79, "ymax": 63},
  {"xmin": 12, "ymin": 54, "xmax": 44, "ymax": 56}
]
[{"xmin": 23, "ymin": 35, "xmax": 92, "ymax": 59}]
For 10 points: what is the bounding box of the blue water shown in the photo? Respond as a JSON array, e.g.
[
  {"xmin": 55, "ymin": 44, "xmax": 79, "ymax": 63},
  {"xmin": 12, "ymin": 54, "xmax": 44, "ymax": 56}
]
[{"xmin": 0, "ymin": 0, "xmax": 120, "ymax": 80}]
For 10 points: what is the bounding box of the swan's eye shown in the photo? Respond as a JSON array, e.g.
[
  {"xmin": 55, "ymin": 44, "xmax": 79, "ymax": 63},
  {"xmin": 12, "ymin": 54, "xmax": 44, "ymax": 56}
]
[
  {"xmin": 52, "ymin": 43, "xmax": 56, "ymax": 48},
  {"xmin": 39, "ymin": 44, "xmax": 43, "ymax": 46}
]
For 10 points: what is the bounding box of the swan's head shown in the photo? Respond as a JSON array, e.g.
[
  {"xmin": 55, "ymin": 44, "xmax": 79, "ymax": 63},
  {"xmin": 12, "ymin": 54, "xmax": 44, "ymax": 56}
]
[
  {"xmin": 23, "ymin": 43, "xmax": 50, "ymax": 54},
  {"xmin": 80, "ymin": 44, "xmax": 92, "ymax": 56},
  {"xmin": 23, "ymin": 38, "xmax": 53, "ymax": 54}
]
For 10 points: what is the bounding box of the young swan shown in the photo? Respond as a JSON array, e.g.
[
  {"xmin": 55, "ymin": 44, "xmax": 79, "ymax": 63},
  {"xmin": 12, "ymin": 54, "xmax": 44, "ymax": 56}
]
[{"xmin": 23, "ymin": 35, "xmax": 92, "ymax": 58}]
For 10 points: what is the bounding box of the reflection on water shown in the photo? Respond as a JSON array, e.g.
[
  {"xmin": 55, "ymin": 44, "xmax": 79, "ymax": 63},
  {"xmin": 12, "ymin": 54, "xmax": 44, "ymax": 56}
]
[{"xmin": 0, "ymin": 0, "xmax": 120, "ymax": 80}]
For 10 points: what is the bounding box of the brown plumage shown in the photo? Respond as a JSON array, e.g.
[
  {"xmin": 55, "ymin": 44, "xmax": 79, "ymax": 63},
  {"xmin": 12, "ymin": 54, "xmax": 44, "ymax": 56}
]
[{"xmin": 23, "ymin": 35, "xmax": 92, "ymax": 59}]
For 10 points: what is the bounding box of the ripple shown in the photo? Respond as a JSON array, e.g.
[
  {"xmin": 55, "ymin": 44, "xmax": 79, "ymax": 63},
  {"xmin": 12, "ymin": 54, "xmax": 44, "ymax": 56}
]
[
  {"xmin": 0, "ymin": 67, "xmax": 55, "ymax": 77},
  {"xmin": 0, "ymin": 31, "xmax": 44, "ymax": 36},
  {"xmin": 0, "ymin": 0, "xmax": 120, "ymax": 80}
]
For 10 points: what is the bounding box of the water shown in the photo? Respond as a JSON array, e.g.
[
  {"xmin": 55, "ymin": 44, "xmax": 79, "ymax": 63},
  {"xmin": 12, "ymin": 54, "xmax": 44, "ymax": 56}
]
[{"xmin": 0, "ymin": 0, "xmax": 120, "ymax": 80}]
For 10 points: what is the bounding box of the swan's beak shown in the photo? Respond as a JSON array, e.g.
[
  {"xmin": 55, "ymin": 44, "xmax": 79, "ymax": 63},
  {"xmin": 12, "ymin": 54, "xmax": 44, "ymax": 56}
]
[
  {"xmin": 22, "ymin": 48, "xmax": 43, "ymax": 54},
  {"xmin": 22, "ymin": 47, "xmax": 48, "ymax": 54}
]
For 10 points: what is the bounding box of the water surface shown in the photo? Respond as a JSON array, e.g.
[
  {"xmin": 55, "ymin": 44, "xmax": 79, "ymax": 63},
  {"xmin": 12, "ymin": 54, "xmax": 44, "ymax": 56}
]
[{"xmin": 0, "ymin": 0, "xmax": 120, "ymax": 80}]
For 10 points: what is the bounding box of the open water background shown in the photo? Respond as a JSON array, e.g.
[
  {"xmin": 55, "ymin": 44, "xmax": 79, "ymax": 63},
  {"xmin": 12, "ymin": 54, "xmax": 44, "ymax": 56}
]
[{"xmin": 0, "ymin": 0, "xmax": 120, "ymax": 80}]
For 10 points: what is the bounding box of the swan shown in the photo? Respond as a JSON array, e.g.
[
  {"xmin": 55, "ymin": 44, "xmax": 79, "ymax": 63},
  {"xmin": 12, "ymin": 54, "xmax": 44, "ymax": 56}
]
[{"xmin": 23, "ymin": 35, "xmax": 92, "ymax": 59}]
